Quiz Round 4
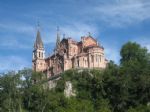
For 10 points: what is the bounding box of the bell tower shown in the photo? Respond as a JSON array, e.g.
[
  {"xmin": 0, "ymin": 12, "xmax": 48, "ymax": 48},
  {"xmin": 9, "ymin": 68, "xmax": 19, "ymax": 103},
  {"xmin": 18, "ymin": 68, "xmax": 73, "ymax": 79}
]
[{"xmin": 32, "ymin": 26, "xmax": 45, "ymax": 72}]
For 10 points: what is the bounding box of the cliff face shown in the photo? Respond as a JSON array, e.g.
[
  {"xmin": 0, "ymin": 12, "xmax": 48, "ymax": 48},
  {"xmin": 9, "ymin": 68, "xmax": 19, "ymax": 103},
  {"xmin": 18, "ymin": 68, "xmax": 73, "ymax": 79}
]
[
  {"xmin": 48, "ymin": 69, "xmax": 103, "ymax": 98},
  {"xmin": 64, "ymin": 81, "xmax": 76, "ymax": 97}
]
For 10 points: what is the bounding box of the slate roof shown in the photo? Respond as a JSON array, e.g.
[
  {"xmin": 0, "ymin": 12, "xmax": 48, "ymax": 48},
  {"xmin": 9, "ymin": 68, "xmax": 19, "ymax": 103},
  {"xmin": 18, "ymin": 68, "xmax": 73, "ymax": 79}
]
[{"xmin": 34, "ymin": 30, "xmax": 44, "ymax": 49}]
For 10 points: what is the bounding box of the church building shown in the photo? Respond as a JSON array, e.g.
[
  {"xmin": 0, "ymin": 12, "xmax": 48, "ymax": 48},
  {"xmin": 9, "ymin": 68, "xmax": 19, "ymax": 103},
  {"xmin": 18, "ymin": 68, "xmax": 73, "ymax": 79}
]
[{"xmin": 32, "ymin": 28, "xmax": 108, "ymax": 78}]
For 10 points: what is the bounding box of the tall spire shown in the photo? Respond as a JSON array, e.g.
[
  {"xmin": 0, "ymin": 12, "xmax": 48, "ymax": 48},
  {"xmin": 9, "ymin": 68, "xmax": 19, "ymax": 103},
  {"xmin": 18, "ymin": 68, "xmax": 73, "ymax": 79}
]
[
  {"xmin": 56, "ymin": 26, "xmax": 61, "ymax": 49},
  {"xmin": 34, "ymin": 22, "xmax": 44, "ymax": 49}
]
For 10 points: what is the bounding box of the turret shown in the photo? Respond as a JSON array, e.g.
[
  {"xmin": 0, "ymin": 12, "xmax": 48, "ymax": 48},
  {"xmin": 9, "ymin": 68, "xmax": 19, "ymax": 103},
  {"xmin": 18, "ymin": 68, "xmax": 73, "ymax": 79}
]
[{"xmin": 55, "ymin": 26, "xmax": 61, "ymax": 50}]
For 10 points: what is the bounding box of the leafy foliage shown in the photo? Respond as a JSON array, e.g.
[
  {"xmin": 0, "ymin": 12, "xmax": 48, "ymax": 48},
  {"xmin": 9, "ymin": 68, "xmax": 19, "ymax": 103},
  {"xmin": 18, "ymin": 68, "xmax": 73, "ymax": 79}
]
[{"xmin": 0, "ymin": 42, "xmax": 150, "ymax": 112}]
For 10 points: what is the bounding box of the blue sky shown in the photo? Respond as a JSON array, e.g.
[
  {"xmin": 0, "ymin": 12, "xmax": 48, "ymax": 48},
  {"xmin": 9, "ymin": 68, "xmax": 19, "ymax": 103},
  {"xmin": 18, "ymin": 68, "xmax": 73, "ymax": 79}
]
[{"xmin": 0, "ymin": 0, "xmax": 150, "ymax": 72}]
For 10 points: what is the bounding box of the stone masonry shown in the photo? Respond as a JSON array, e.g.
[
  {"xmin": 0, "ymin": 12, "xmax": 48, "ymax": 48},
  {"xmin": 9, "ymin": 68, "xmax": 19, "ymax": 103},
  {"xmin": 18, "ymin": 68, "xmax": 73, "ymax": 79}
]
[{"xmin": 32, "ymin": 28, "xmax": 108, "ymax": 79}]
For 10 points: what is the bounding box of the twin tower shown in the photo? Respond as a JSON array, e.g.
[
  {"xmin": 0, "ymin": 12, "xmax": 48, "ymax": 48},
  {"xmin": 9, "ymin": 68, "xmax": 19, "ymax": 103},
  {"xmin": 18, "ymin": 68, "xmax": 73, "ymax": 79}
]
[{"xmin": 32, "ymin": 27, "xmax": 108, "ymax": 78}]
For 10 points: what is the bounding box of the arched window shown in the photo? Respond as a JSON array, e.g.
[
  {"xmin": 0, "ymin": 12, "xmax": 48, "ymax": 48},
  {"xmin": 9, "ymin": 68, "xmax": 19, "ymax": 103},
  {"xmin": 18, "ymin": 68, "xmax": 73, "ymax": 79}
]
[
  {"xmin": 78, "ymin": 60, "xmax": 79, "ymax": 67},
  {"xmin": 91, "ymin": 55, "xmax": 94, "ymax": 63},
  {"xmin": 39, "ymin": 52, "xmax": 40, "ymax": 58},
  {"xmin": 64, "ymin": 49, "xmax": 66, "ymax": 53},
  {"xmin": 96, "ymin": 54, "xmax": 98, "ymax": 62},
  {"xmin": 99, "ymin": 55, "xmax": 101, "ymax": 62}
]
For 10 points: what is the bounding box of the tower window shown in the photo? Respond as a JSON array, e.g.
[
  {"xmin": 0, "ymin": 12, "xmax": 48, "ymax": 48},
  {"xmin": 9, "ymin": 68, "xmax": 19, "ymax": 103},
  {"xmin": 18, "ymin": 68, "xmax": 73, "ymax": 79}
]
[{"xmin": 39, "ymin": 52, "xmax": 40, "ymax": 58}]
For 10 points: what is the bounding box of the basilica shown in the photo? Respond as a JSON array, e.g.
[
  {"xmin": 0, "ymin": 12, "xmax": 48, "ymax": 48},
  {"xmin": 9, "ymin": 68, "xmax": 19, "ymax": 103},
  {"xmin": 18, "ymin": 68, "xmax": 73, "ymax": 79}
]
[{"xmin": 32, "ymin": 28, "xmax": 108, "ymax": 78}]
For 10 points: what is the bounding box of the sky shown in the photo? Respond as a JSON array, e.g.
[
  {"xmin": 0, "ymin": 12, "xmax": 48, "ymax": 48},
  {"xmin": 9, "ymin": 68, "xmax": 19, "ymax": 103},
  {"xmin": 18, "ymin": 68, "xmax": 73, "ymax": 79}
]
[{"xmin": 0, "ymin": 0, "xmax": 150, "ymax": 72}]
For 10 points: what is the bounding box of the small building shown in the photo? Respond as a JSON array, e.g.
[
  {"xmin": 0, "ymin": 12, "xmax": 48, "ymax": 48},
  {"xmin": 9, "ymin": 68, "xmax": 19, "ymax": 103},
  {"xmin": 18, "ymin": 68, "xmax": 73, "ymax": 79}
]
[{"xmin": 32, "ymin": 28, "xmax": 108, "ymax": 78}]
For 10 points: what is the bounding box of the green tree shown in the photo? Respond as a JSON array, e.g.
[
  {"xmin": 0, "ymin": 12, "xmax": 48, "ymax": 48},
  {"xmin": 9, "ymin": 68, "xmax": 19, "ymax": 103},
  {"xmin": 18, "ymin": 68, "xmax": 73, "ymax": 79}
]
[
  {"xmin": 120, "ymin": 42, "xmax": 150, "ymax": 107},
  {"xmin": 0, "ymin": 71, "xmax": 24, "ymax": 112}
]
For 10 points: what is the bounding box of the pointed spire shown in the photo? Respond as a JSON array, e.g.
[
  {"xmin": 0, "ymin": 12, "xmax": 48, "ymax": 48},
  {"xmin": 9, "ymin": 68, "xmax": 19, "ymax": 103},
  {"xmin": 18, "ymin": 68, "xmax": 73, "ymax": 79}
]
[
  {"xmin": 56, "ymin": 26, "xmax": 61, "ymax": 49},
  {"xmin": 34, "ymin": 22, "xmax": 44, "ymax": 49}
]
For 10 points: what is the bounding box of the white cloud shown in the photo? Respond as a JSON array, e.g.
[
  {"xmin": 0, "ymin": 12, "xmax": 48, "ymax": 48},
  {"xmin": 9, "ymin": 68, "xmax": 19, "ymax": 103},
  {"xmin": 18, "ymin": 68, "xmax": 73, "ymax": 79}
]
[
  {"xmin": 104, "ymin": 46, "xmax": 121, "ymax": 64},
  {"xmin": 0, "ymin": 38, "xmax": 31, "ymax": 49},
  {"xmin": 0, "ymin": 22, "xmax": 35, "ymax": 49},
  {"xmin": 0, "ymin": 56, "xmax": 30, "ymax": 72},
  {"xmin": 0, "ymin": 22, "xmax": 34, "ymax": 35},
  {"xmin": 41, "ymin": 22, "xmax": 98, "ymax": 44},
  {"xmin": 133, "ymin": 37, "xmax": 150, "ymax": 52},
  {"xmin": 61, "ymin": 23, "xmax": 98, "ymax": 41},
  {"xmin": 104, "ymin": 36, "xmax": 150, "ymax": 64},
  {"xmin": 92, "ymin": 0, "xmax": 150, "ymax": 27},
  {"xmin": 0, "ymin": 0, "xmax": 149, "ymax": 72}
]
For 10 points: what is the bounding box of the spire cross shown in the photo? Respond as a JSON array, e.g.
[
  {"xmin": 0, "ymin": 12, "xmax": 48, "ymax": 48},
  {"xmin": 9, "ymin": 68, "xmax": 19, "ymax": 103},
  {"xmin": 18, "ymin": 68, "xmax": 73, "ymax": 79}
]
[
  {"xmin": 88, "ymin": 32, "xmax": 91, "ymax": 36},
  {"xmin": 37, "ymin": 20, "xmax": 41, "ymax": 30}
]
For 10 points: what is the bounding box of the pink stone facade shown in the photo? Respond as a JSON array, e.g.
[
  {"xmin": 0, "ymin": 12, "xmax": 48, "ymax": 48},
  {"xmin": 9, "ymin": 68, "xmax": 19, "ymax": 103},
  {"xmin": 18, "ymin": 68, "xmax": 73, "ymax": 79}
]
[{"xmin": 32, "ymin": 30, "xmax": 108, "ymax": 78}]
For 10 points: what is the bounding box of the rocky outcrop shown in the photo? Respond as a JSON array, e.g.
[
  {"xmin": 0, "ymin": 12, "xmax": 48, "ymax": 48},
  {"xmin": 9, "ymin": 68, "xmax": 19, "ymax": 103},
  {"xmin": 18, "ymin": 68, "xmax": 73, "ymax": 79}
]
[{"xmin": 64, "ymin": 81, "xmax": 76, "ymax": 98}]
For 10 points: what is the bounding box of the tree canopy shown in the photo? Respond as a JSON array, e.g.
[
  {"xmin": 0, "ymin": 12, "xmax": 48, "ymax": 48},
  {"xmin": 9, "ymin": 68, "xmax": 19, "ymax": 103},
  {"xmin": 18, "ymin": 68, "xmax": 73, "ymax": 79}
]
[{"xmin": 0, "ymin": 42, "xmax": 150, "ymax": 112}]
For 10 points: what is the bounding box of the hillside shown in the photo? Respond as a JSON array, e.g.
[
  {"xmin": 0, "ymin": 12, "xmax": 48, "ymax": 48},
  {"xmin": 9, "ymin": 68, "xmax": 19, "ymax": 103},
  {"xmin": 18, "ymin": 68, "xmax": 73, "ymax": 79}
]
[{"xmin": 0, "ymin": 42, "xmax": 150, "ymax": 112}]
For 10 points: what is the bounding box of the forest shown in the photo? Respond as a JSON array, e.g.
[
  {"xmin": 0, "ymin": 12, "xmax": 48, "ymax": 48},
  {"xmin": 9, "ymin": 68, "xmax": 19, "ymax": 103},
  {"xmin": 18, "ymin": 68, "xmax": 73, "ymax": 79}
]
[{"xmin": 0, "ymin": 42, "xmax": 150, "ymax": 112}]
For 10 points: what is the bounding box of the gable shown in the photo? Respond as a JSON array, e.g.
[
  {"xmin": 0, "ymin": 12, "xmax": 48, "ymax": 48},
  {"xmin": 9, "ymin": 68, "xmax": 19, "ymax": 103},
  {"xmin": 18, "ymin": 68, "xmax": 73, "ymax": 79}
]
[{"xmin": 83, "ymin": 37, "xmax": 97, "ymax": 47}]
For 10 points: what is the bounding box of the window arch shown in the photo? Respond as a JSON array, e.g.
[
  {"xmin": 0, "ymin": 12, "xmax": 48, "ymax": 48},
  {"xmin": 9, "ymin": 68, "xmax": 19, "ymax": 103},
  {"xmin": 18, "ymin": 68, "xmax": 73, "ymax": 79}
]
[
  {"xmin": 39, "ymin": 52, "xmax": 40, "ymax": 58},
  {"xmin": 91, "ymin": 55, "xmax": 94, "ymax": 63},
  {"xmin": 78, "ymin": 59, "xmax": 79, "ymax": 67}
]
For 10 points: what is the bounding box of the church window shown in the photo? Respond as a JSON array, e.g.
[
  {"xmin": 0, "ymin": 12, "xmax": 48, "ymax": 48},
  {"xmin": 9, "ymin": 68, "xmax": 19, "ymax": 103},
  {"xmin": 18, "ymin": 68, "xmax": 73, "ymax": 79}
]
[
  {"xmin": 39, "ymin": 52, "xmax": 40, "ymax": 58},
  {"xmin": 64, "ymin": 49, "xmax": 66, "ymax": 53},
  {"xmin": 99, "ymin": 55, "xmax": 101, "ymax": 62},
  {"xmin": 78, "ymin": 60, "xmax": 79, "ymax": 67},
  {"xmin": 96, "ymin": 54, "xmax": 98, "ymax": 62},
  {"xmin": 91, "ymin": 55, "xmax": 94, "ymax": 63}
]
